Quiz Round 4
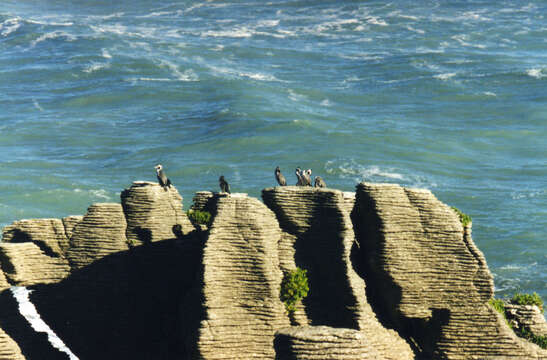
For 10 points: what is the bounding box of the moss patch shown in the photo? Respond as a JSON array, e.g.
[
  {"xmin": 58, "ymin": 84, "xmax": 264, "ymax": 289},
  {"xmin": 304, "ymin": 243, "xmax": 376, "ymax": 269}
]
[
  {"xmin": 511, "ymin": 292, "xmax": 544, "ymax": 313},
  {"xmin": 451, "ymin": 206, "xmax": 472, "ymax": 227}
]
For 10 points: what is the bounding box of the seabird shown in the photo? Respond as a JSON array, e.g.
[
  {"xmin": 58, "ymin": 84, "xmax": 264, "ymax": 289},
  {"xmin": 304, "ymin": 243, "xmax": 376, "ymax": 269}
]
[
  {"xmin": 155, "ymin": 164, "xmax": 171, "ymax": 190},
  {"xmin": 219, "ymin": 175, "xmax": 231, "ymax": 194},
  {"xmin": 275, "ymin": 166, "xmax": 286, "ymax": 186},
  {"xmin": 295, "ymin": 167, "xmax": 303, "ymax": 186},
  {"xmin": 314, "ymin": 176, "xmax": 326, "ymax": 188},
  {"xmin": 302, "ymin": 169, "xmax": 312, "ymax": 186}
]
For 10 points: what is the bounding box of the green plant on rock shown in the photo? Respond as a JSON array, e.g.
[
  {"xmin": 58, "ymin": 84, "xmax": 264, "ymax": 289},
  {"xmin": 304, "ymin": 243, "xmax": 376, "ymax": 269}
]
[
  {"xmin": 489, "ymin": 298, "xmax": 506, "ymax": 316},
  {"xmin": 511, "ymin": 292, "xmax": 544, "ymax": 313},
  {"xmin": 451, "ymin": 206, "xmax": 472, "ymax": 227},
  {"xmin": 280, "ymin": 267, "xmax": 309, "ymax": 315},
  {"xmin": 515, "ymin": 326, "xmax": 547, "ymax": 349},
  {"xmin": 186, "ymin": 209, "xmax": 212, "ymax": 225}
]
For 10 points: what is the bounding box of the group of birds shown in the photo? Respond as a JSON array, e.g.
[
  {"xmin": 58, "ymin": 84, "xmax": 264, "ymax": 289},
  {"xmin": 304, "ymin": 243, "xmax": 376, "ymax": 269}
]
[
  {"xmin": 275, "ymin": 166, "xmax": 326, "ymax": 188},
  {"xmin": 154, "ymin": 164, "xmax": 326, "ymax": 194}
]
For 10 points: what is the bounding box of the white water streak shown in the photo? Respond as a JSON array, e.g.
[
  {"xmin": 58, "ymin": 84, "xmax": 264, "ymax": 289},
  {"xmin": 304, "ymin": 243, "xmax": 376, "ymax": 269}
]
[{"xmin": 10, "ymin": 287, "xmax": 79, "ymax": 360}]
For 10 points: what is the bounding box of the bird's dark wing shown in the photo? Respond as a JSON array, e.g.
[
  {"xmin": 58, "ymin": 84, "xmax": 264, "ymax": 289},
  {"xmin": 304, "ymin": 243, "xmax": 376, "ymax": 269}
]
[{"xmin": 279, "ymin": 174, "xmax": 286, "ymax": 186}]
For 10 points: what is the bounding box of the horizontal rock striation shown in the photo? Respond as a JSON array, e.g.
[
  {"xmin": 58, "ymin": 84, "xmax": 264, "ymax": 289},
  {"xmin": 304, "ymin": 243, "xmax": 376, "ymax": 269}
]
[
  {"xmin": 121, "ymin": 181, "xmax": 194, "ymax": 245},
  {"xmin": 0, "ymin": 329, "xmax": 24, "ymax": 360},
  {"xmin": 62, "ymin": 215, "xmax": 83, "ymax": 242},
  {"xmin": 262, "ymin": 186, "xmax": 414, "ymax": 360},
  {"xmin": 66, "ymin": 203, "xmax": 129, "ymax": 270},
  {"xmin": 195, "ymin": 193, "xmax": 291, "ymax": 359},
  {"xmin": 274, "ymin": 326, "xmax": 378, "ymax": 360},
  {"xmin": 0, "ymin": 243, "xmax": 70, "ymax": 286},
  {"xmin": 2, "ymin": 219, "xmax": 69, "ymax": 258},
  {"xmin": 353, "ymin": 182, "xmax": 547, "ymax": 359},
  {"xmin": 505, "ymin": 303, "xmax": 547, "ymax": 337}
]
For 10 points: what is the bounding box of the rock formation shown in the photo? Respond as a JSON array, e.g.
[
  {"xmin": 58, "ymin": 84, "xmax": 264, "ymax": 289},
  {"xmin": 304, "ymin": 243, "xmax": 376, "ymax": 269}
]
[
  {"xmin": 0, "ymin": 182, "xmax": 544, "ymax": 359},
  {"xmin": 505, "ymin": 303, "xmax": 547, "ymax": 337},
  {"xmin": 2, "ymin": 219, "xmax": 69, "ymax": 258},
  {"xmin": 121, "ymin": 181, "xmax": 194, "ymax": 245},
  {"xmin": 352, "ymin": 182, "xmax": 547, "ymax": 359},
  {"xmin": 191, "ymin": 193, "xmax": 291, "ymax": 359},
  {"xmin": 66, "ymin": 203, "xmax": 128, "ymax": 270},
  {"xmin": 275, "ymin": 326, "xmax": 377, "ymax": 360},
  {"xmin": 262, "ymin": 186, "xmax": 414, "ymax": 360},
  {"xmin": 0, "ymin": 243, "xmax": 70, "ymax": 287}
]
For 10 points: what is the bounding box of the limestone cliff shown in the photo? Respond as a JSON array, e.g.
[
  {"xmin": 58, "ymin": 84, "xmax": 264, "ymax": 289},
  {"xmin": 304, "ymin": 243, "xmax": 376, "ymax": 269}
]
[
  {"xmin": 262, "ymin": 186, "xmax": 414, "ymax": 360},
  {"xmin": 352, "ymin": 182, "xmax": 547, "ymax": 359},
  {"xmin": 0, "ymin": 182, "xmax": 544, "ymax": 360},
  {"xmin": 190, "ymin": 192, "xmax": 291, "ymax": 359}
]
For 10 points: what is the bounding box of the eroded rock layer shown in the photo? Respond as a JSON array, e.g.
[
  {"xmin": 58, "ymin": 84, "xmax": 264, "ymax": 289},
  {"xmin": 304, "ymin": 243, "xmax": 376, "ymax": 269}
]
[
  {"xmin": 0, "ymin": 329, "xmax": 24, "ymax": 360},
  {"xmin": 195, "ymin": 193, "xmax": 290, "ymax": 359},
  {"xmin": 505, "ymin": 303, "xmax": 547, "ymax": 337},
  {"xmin": 2, "ymin": 219, "xmax": 69, "ymax": 258},
  {"xmin": 121, "ymin": 181, "xmax": 194, "ymax": 245},
  {"xmin": 0, "ymin": 243, "xmax": 70, "ymax": 286},
  {"xmin": 262, "ymin": 186, "xmax": 413, "ymax": 360},
  {"xmin": 353, "ymin": 182, "xmax": 547, "ymax": 359},
  {"xmin": 275, "ymin": 326, "xmax": 379, "ymax": 360},
  {"xmin": 66, "ymin": 203, "xmax": 128, "ymax": 270}
]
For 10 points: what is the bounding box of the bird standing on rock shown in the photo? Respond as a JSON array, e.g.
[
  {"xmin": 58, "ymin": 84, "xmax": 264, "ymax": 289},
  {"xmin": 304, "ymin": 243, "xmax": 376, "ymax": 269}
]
[
  {"xmin": 295, "ymin": 167, "xmax": 303, "ymax": 186},
  {"xmin": 314, "ymin": 176, "xmax": 326, "ymax": 188},
  {"xmin": 302, "ymin": 169, "xmax": 312, "ymax": 186},
  {"xmin": 219, "ymin": 175, "xmax": 231, "ymax": 194},
  {"xmin": 275, "ymin": 166, "xmax": 286, "ymax": 186},
  {"xmin": 155, "ymin": 164, "xmax": 171, "ymax": 190}
]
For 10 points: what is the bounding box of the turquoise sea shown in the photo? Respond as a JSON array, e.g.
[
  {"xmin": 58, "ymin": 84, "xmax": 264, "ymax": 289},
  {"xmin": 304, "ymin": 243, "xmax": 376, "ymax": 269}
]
[{"xmin": 0, "ymin": 1, "xmax": 545, "ymax": 304}]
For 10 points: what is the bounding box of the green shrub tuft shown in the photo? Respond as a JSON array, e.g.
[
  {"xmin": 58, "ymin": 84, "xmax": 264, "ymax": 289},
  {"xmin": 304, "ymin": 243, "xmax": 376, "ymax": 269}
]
[
  {"xmin": 187, "ymin": 209, "xmax": 212, "ymax": 225},
  {"xmin": 451, "ymin": 206, "xmax": 472, "ymax": 227},
  {"xmin": 280, "ymin": 268, "xmax": 309, "ymax": 314},
  {"xmin": 511, "ymin": 292, "xmax": 544, "ymax": 313},
  {"xmin": 489, "ymin": 298, "xmax": 506, "ymax": 315}
]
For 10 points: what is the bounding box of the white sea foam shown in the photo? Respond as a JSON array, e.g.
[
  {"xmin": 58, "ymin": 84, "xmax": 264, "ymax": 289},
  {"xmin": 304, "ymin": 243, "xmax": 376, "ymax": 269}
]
[
  {"xmin": 0, "ymin": 17, "xmax": 21, "ymax": 36},
  {"xmin": 366, "ymin": 16, "xmax": 388, "ymax": 26},
  {"xmin": 288, "ymin": 89, "xmax": 307, "ymax": 102},
  {"xmin": 434, "ymin": 72, "xmax": 457, "ymax": 80},
  {"xmin": 83, "ymin": 62, "xmax": 110, "ymax": 73},
  {"xmin": 101, "ymin": 48, "xmax": 112, "ymax": 59},
  {"xmin": 320, "ymin": 99, "xmax": 332, "ymax": 107},
  {"xmin": 33, "ymin": 99, "xmax": 44, "ymax": 111},
  {"xmin": 30, "ymin": 31, "xmax": 76, "ymax": 47},
  {"xmin": 526, "ymin": 68, "xmax": 545, "ymax": 79},
  {"xmin": 483, "ymin": 92, "xmax": 497, "ymax": 97},
  {"xmin": 201, "ymin": 28, "xmax": 253, "ymax": 38},
  {"xmin": 10, "ymin": 287, "xmax": 79, "ymax": 359},
  {"xmin": 406, "ymin": 25, "xmax": 425, "ymax": 34},
  {"xmin": 158, "ymin": 60, "xmax": 198, "ymax": 81}
]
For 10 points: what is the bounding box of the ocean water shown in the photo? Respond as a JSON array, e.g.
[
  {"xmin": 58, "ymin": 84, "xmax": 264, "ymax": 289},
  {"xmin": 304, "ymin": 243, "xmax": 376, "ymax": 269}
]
[{"xmin": 0, "ymin": 0, "xmax": 545, "ymax": 305}]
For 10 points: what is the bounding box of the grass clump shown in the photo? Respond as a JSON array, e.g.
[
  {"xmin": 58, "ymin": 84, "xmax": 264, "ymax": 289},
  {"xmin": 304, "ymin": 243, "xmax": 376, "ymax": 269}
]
[
  {"xmin": 489, "ymin": 298, "xmax": 506, "ymax": 315},
  {"xmin": 187, "ymin": 209, "xmax": 212, "ymax": 225},
  {"xmin": 511, "ymin": 292, "xmax": 544, "ymax": 313},
  {"xmin": 451, "ymin": 206, "xmax": 472, "ymax": 227},
  {"xmin": 515, "ymin": 327, "xmax": 547, "ymax": 349},
  {"xmin": 280, "ymin": 267, "xmax": 309, "ymax": 315}
]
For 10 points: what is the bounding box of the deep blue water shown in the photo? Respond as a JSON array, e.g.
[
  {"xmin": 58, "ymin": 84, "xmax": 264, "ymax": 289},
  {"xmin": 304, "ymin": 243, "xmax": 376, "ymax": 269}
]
[{"xmin": 0, "ymin": 0, "xmax": 545, "ymax": 304}]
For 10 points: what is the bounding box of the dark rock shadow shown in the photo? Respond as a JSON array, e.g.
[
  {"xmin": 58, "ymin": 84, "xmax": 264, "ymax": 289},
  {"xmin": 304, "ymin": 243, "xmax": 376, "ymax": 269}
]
[
  {"xmin": 24, "ymin": 233, "xmax": 203, "ymax": 360},
  {"xmin": 292, "ymin": 193, "xmax": 359, "ymax": 329},
  {"xmin": 0, "ymin": 289, "xmax": 69, "ymax": 359},
  {"xmin": 349, "ymin": 189, "xmax": 449, "ymax": 359},
  {"xmin": 5, "ymin": 228, "xmax": 60, "ymax": 258}
]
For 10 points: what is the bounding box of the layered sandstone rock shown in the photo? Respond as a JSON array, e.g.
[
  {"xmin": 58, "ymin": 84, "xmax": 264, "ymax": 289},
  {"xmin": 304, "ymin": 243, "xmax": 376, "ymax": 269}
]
[
  {"xmin": 121, "ymin": 181, "xmax": 194, "ymax": 245},
  {"xmin": 262, "ymin": 186, "xmax": 414, "ymax": 360},
  {"xmin": 0, "ymin": 271, "xmax": 9, "ymax": 291},
  {"xmin": 505, "ymin": 303, "xmax": 547, "ymax": 337},
  {"xmin": 353, "ymin": 182, "xmax": 547, "ymax": 359},
  {"xmin": 275, "ymin": 326, "xmax": 378, "ymax": 360},
  {"xmin": 194, "ymin": 193, "xmax": 291, "ymax": 359},
  {"xmin": 2, "ymin": 218, "xmax": 69, "ymax": 257},
  {"xmin": 62, "ymin": 215, "xmax": 83, "ymax": 241},
  {"xmin": 0, "ymin": 243, "xmax": 70, "ymax": 286},
  {"xmin": 0, "ymin": 329, "xmax": 24, "ymax": 360},
  {"xmin": 66, "ymin": 203, "xmax": 129, "ymax": 270}
]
